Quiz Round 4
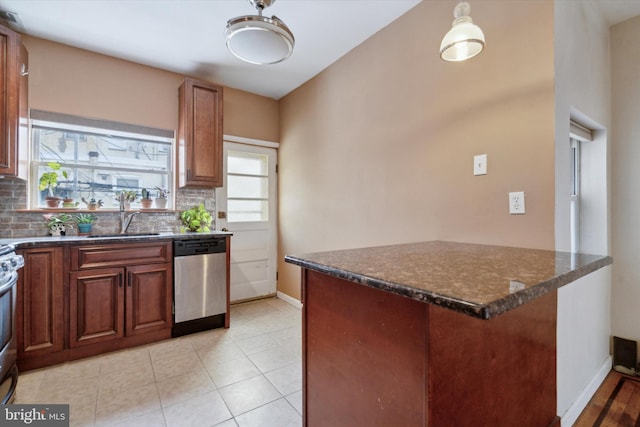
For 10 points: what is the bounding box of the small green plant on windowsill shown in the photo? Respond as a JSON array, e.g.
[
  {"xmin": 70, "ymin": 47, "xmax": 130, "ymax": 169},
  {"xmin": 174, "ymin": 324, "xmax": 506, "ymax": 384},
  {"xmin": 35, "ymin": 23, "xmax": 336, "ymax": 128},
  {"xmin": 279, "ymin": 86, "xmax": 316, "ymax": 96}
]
[
  {"xmin": 140, "ymin": 188, "xmax": 153, "ymax": 208},
  {"xmin": 154, "ymin": 187, "xmax": 169, "ymax": 209},
  {"xmin": 115, "ymin": 190, "xmax": 138, "ymax": 210},
  {"xmin": 39, "ymin": 162, "xmax": 67, "ymax": 196},
  {"xmin": 155, "ymin": 187, "xmax": 170, "ymax": 199},
  {"xmin": 180, "ymin": 204, "xmax": 212, "ymax": 232},
  {"xmin": 39, "ymin": 162, "xmax": 68, "ymax": 207}
]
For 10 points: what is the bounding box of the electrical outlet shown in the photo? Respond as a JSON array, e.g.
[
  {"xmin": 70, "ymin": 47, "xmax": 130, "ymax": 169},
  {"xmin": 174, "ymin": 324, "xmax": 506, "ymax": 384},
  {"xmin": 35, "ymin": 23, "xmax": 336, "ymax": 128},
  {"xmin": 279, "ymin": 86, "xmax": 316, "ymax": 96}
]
[
  {"xmin": 474, "ymin": 154, "xmax": 487, "ymax": 176},
  {"xmin": 509, "ymin": 191, "xmax": 525, "ymax": 214}
]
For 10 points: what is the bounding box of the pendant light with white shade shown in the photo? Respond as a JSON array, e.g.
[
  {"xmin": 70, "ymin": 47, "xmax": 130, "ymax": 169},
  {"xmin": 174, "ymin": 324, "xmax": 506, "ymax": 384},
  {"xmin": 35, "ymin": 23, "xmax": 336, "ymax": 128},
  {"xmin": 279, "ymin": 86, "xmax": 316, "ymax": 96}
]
[
  {"xmin": 225, "ymin": 0, "xmax": 295, "ymax": 65},
  {"xmin": 440, "ymin": 1, "xmax": 485, "ymax": 62}
]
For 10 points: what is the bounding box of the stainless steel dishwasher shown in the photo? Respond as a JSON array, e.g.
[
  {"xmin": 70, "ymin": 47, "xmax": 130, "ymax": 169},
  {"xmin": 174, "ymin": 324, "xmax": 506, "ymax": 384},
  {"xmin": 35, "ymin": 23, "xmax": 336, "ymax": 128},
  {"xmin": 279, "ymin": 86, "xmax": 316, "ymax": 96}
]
[{"xmin": 172, "ymin": 237, "xmax": 227, "ymax": 337}]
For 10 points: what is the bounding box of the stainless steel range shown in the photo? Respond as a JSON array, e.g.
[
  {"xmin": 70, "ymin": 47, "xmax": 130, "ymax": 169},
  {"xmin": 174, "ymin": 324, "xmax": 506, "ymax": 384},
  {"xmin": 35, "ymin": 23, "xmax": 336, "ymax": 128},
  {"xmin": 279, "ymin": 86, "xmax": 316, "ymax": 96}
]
[{"xmin": 0, "ymin": 244, "xmax": 24, "ymax": 404}]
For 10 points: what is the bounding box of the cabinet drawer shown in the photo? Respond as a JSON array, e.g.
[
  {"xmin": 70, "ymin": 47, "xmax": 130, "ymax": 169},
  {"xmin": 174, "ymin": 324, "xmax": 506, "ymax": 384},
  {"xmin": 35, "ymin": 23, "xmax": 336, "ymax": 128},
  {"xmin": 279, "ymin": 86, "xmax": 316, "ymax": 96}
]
[{"xmin": 71, "ymin": 242, "xmax": 172, "ymax": 270}]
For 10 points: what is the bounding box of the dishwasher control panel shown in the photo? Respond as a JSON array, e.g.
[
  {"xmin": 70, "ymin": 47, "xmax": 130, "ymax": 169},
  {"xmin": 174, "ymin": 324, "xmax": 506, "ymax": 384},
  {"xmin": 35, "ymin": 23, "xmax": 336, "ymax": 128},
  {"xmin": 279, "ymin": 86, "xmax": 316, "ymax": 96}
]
[{"xmin": 174, "ymin": 238, "xmax": 226, "ymax": 257}]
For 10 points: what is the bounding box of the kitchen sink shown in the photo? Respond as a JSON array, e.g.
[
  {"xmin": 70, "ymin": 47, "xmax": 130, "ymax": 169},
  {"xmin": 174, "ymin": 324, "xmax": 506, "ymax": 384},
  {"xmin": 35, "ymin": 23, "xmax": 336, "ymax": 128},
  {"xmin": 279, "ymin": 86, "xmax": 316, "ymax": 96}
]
[{"xmin": 86, "ymin": 233, "xmax": 161, "ymax": 238}]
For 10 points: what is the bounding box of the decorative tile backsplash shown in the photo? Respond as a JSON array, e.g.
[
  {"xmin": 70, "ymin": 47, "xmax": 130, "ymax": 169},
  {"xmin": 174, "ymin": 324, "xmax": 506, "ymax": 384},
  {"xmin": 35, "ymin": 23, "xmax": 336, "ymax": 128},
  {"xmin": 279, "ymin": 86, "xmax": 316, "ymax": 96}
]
[{"xmin": 0, "ymin": 177, "xmax": 217, "ymax": 238}]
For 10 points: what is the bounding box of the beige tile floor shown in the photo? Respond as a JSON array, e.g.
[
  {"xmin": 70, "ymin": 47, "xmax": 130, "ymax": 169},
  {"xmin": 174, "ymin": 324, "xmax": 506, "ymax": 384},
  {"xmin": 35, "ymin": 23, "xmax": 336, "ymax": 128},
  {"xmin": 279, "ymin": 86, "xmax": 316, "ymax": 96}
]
[{"xmin": 14, "ymin": 297, "xmax": 303, "ymax": 427}]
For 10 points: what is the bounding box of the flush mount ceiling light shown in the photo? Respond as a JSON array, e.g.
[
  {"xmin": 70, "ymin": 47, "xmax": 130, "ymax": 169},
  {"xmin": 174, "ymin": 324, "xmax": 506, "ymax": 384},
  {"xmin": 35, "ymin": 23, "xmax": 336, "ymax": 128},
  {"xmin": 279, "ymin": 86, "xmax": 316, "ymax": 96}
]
[
  {"xmin": 439, "ymin": 1, "xmax": 485, "ymax": 62},
  {"xmin": 225, "ymin": 0, "xmax": 295, "ymax": 65}
]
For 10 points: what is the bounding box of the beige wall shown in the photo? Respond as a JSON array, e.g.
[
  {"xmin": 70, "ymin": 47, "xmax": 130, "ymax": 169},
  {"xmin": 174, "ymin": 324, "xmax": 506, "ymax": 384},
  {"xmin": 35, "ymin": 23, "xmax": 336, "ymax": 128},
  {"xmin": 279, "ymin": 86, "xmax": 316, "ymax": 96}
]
[
  {"xmin": 611, "ymin": 15, "xmax": 640, "ymax": 360},
  {"xmin": 554, "ymin": 1, "xmax": 612, "ymax": 421},
  {"xmin": 278, "ymin": 0, "xmax": 556, "ymax": 299},
  {"xmin": 23, "ymin": 36, "xmax": 279, "ymax": 140}
]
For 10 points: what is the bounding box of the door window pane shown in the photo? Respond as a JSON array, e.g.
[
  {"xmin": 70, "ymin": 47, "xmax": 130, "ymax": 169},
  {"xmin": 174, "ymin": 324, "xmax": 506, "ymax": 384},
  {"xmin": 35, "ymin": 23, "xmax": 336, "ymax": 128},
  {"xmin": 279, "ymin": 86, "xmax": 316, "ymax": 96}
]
[
  {"xmin": 228, "ymin": 200, "xmax": 268, "ymax": 222},
  {"xmin": 227, "ymin": 175, "xmax": 268, "ymax": 199},
  {"xmin": 228, "ymin": 152, "xmax": 268, "ymax": 175},
  {"xmin": 227, "ymin": 150, "xmax": 269, "ymax": 222}
]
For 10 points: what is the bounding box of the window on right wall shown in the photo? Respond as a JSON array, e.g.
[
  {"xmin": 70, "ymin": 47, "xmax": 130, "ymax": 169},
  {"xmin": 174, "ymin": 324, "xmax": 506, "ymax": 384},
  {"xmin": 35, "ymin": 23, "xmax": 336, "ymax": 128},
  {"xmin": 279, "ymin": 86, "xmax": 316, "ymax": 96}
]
[{"xmin": 569, "ymin": 119, "xmax": 593, "ymax": 254}]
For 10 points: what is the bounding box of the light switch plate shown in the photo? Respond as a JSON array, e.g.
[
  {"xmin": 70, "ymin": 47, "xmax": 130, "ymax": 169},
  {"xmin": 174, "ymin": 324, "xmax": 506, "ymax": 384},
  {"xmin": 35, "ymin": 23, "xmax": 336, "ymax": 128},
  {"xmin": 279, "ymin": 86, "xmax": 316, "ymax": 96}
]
[
  {"xmin": 509, "ymin": 191, "xmax": 525, "ymax": 214},
  {"xmin": 474, "ymin": 154, "xmax": 487, "ymax": 176}
]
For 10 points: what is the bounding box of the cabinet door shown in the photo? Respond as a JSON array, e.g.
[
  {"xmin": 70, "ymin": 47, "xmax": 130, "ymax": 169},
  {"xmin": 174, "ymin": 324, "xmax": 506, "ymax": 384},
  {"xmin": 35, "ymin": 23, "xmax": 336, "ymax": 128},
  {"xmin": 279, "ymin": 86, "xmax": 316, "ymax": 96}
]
[
  {"xmin": 70, "ymin": 267, "xmax": 124, "ymax": 347},
  {"xmin": 0, "ymin": 24, "xmax": 21, "ymax": 176},
  {"xmin": 16, "ymin": 247, "xmax": 64, "ymax": 359},
  {"xmin": 126, "ymin": 263, "xmax": 172, "ymax": 336},
  {"xmin": 178, "ymin": 78, "xmax": 223, "ymax": 188}
]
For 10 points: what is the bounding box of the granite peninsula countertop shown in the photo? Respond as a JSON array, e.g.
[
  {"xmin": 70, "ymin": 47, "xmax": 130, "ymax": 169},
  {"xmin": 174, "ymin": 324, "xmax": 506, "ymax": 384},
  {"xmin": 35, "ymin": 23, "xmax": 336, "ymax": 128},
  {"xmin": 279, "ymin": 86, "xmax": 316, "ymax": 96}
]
[{"xmin": 285, "ymin": 241, "xmax": 613, "ymax": 319}]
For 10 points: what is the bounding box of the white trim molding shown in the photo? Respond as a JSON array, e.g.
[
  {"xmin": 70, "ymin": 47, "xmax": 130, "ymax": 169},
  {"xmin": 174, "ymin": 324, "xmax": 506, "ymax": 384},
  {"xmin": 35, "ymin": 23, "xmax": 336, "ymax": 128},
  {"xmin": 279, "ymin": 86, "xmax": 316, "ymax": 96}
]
[
  {"xmin": 560, "ymin": 356, "xmax": 612, "ymax": 426},
  {"xmin": 224, "ymin": 134, "xmax": 280, "ymax": 149},
  {"xmin": 277, "ymin": 291, "xmax": 302, "ymax": 310}
]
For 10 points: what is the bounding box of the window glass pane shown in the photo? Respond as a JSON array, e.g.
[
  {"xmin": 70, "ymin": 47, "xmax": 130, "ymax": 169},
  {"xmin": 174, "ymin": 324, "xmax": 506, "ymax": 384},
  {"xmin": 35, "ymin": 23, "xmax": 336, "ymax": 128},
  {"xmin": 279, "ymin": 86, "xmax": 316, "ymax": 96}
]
[
  {"xmin": 36, "ymin": 129, "xmax": 171, "ymax": 171},
  {"xmin": 227, "ymin": 175, "xmax": 268, "ymax": 199},
  {"xmin": 228, "ymin": 151, "xmax": 268, "ymax": 176},
  {"xmin": 30, "ymin": 112, "xmax": 173, "ymax": 209},
  {"xmin": 228, "ymin": 200, "xmax": 268, "ymax": 222}
]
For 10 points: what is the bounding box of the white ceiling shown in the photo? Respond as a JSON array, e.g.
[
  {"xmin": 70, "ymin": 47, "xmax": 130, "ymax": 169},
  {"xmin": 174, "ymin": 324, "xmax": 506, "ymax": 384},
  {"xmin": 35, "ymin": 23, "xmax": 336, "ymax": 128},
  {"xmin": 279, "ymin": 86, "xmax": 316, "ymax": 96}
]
[
  {"xmin": 0, "ymin": 0, "xmax": 421, "ymax": 99},
  {"xmin": 0, "ymin": 0, "xmax": 638, "ymax": 100}
]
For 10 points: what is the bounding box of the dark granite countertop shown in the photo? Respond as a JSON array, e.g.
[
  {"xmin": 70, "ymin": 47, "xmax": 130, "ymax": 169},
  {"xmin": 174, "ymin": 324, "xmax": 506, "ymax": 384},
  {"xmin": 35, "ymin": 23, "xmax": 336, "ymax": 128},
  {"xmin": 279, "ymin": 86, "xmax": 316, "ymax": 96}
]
[
  {"xmin": 285, "ymin": 241, "xmax": 612, "ymax": 319},
  {"xmin": 1, "ymin": 231, "xmax": 232, "ymax": 249}
]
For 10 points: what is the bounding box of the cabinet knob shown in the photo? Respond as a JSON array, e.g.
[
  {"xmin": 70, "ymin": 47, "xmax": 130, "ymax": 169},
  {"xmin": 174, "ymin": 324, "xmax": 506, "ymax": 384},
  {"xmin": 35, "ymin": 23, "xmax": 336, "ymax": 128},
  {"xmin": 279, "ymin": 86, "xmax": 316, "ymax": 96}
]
[
  {"xmin": 20, "ymin": 64, "xmax": 29, "ymax": 77},
  {"xmin": 118, "ymin": 272, "xmax": 123, "ymax": 288}
]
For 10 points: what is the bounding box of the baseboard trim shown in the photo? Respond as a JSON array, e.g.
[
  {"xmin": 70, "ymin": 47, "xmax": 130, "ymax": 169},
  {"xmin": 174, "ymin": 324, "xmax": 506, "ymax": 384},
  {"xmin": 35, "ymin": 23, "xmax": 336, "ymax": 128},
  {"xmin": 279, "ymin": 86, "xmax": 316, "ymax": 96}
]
[
  {"xmin": 276, "ymin": 291, "xmax": 302, "ymax": 310},
  {"xmin": 560, "ymin": 355, "xmax": 612, "ymax": 426}
]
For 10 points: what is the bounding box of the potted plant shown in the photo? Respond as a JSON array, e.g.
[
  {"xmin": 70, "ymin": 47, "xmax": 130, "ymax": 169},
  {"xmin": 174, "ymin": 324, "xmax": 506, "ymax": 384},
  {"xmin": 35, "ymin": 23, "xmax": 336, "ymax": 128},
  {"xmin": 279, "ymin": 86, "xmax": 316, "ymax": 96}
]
[
  {"xmin": 45, "ymin": 213, "xmax": 74, "ymax": 236},
  {"xmin": 180, "ymin": 204, "xmax": 213, "ymax": 232},
  {"xmin": 154, "ymin": 187, "xmax": 169, "ymax": 209},
  {"xmin": 75, "ymin": 213, "xmax": 96, "ymax": 234},
  {"xmin": 115, "ymin": 190, "xmax": 137, "ymax": 210},
  {"xmin": 39, "ymin": 161, "xmax": 68, "ymax": 208},
  {"xmin": 140, "ymin": 188, "xmax": 153, "ymax": 209}
]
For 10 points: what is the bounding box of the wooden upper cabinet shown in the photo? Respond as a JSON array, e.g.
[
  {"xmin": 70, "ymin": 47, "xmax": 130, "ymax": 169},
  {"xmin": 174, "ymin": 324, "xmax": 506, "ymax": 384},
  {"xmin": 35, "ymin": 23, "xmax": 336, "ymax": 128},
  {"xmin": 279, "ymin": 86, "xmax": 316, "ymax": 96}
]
[
  {"xmin": 177, "ymin": 78, "xmax": 223, "ymax": 188},
  {"xmin": 0, "ymin": 24, "xmax": 28, "ymax": 179}
]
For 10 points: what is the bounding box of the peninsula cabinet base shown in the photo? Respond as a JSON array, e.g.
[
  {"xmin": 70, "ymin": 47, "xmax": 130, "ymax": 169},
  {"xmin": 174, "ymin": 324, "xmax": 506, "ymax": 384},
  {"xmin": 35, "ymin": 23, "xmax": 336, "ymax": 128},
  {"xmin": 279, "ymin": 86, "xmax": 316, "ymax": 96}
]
[{"xmin": 302, "ymin": 269, "xmax": 557, "ymax": 427}]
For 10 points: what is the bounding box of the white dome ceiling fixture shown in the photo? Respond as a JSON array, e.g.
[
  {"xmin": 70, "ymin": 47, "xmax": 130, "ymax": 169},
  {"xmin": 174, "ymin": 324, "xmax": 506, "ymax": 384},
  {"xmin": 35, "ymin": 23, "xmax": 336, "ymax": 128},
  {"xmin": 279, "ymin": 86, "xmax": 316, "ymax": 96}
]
[
  {"xmin": 439, "ymin": 1, "xmax": 485, "ymax": 62},
  {"xmin": 225, "ymin": 0, "xmax": 295, "ymax": 65}
]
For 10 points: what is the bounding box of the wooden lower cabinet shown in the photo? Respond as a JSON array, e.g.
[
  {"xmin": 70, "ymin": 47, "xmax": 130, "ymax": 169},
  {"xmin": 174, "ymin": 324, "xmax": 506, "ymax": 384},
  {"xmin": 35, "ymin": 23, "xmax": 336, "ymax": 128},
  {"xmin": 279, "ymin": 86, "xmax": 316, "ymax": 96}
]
[
  {"xmin": 69, "ymin": 263, "xmax": 172, "ymax": 347},
  {"xmin": 16, "ymin": 247, "xmax": 64, "ymax": 364},
  {"xmin": 17, "ymin": 241, "xmax": 173, "ymax": 371},
  {"xmin": 68, "ymin": 243, "xmax": 173, "ymax": 359},
  {"xmin": 70, "ymin": 267, "xmax": 124, "ymax": 346},
  {"xmin": 127, "ymin": 263, "xmax": 173, "ymax": 336}
]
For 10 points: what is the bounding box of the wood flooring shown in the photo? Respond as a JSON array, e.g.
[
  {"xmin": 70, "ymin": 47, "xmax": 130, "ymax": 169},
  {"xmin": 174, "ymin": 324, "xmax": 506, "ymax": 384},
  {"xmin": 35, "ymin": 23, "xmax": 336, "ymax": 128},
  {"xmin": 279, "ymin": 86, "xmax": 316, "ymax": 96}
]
[{"xmin": 574, "ymin": 370, "xmax": 640, "ymax": 427}]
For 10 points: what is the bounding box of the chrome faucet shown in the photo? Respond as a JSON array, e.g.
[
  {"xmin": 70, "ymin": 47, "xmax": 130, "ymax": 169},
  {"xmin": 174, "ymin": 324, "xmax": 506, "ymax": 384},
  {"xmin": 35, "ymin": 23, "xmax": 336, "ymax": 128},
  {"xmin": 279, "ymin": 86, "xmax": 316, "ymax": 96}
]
[{"xmin": 118, "ymin": 192, "xmax": 140, "ymax": 234}]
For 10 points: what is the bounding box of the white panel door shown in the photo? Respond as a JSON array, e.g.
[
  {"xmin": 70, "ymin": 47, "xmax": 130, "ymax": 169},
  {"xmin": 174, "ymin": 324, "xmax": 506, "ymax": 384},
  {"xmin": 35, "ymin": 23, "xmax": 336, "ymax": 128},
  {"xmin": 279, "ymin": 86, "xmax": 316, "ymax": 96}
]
[{"xmin": 216, "ymin": 141, "xmax": 277, "ymax": 302}]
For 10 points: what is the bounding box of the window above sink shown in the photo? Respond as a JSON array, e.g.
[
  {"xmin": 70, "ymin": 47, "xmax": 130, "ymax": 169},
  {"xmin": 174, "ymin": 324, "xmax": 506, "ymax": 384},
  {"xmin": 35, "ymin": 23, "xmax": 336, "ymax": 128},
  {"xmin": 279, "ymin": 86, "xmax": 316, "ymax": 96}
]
[{"xmin": 29, "ymin": 110, "xmax": 175, "ymax": 210}]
